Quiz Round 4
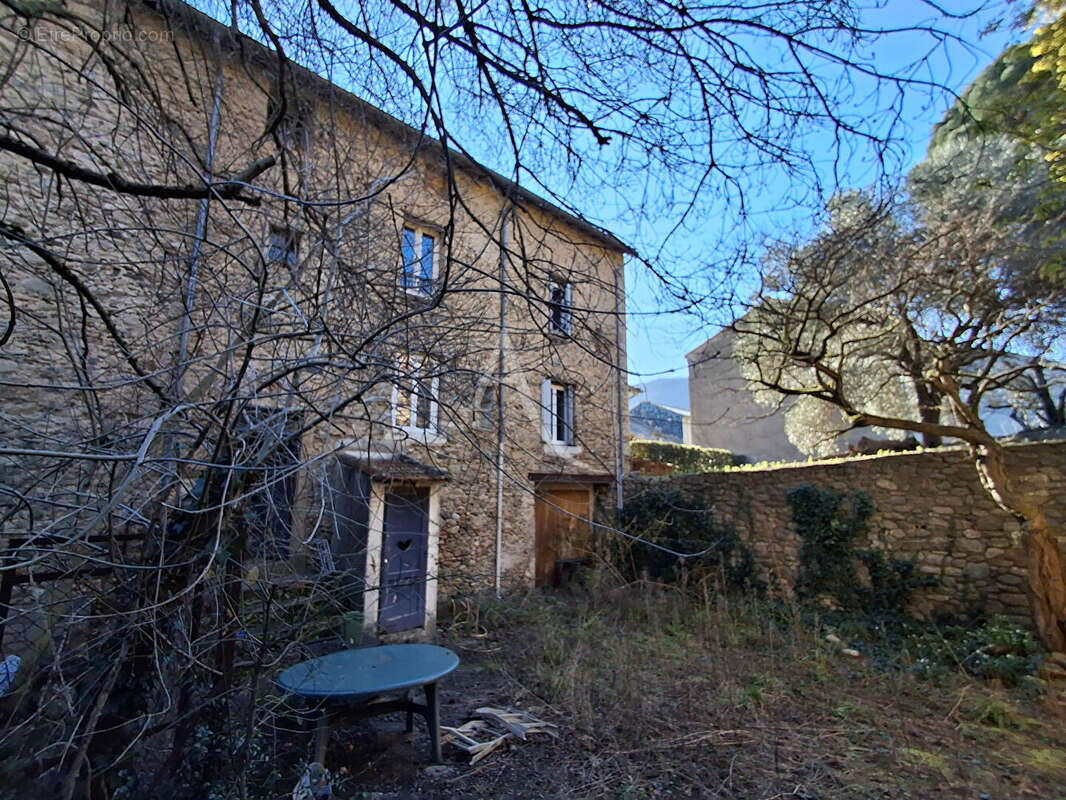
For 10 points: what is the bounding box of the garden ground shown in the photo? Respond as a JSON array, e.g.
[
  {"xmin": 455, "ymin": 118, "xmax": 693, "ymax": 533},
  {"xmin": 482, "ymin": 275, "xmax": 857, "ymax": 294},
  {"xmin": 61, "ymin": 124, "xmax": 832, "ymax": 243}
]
[{"xmin": 282, "ymin": 587, "xmax": 1066, "ymax": 799}]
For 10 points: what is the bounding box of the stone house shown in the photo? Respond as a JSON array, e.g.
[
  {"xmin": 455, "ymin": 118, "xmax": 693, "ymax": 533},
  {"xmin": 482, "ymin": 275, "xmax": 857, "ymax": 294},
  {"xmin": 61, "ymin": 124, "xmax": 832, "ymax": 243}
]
[
  {"xmin": 687, "ymin": 327, "xmax": 1049, "ymax": 463},
  {"xmin": 0, "ymin": 0, "xmax": 630, "ymax": 645}
]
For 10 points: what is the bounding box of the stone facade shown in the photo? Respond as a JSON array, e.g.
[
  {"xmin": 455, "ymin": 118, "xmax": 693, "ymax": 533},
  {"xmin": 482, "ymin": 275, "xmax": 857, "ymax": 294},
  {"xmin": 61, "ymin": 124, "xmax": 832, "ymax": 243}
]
[
  {"xmin": 0, "ymin": 0, "xmax": 628, "ymax": 640},
  {"xmin": 687, "ymin": 328, "xmax": 806, "ymax": 462},
  {"xmin": 626, "ymin": 440, "xmax": 1066, "ymax": 622}
]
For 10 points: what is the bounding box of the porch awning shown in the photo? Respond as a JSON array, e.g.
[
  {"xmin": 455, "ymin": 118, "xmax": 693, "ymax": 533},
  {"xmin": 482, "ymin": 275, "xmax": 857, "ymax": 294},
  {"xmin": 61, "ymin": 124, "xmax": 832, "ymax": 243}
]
[{"xmin": 337, "ymin": 451, "xmax": 451, "ymax": 483}]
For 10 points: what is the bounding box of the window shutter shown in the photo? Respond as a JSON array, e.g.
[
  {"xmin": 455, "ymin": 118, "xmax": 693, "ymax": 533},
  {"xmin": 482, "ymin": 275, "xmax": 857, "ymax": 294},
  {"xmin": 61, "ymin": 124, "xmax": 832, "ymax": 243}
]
[
  {"xmin": 430, "ymin": 376, "xmax": 440, "ymax": 432},
  {"xmin": 564, "ymin": 384, "xmax": 575, "ymax": 444},
  {"xmin": 562, "ymin": 283, "xmax": 573, "ymax": 334},
  {"xmin": 540, "ymin": 379, "xmax": 552, "ymax": 442}
]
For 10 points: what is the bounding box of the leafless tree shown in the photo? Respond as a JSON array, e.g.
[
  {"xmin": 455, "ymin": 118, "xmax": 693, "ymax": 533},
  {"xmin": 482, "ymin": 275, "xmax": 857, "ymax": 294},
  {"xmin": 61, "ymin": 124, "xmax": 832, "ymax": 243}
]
[
  {"xmin": 0, "ymin": 0, "xmax": 989, "ymax": 794},
  {"xmin": 734, "ymin": 137, "xmax": 1066, "ymax": 650}
]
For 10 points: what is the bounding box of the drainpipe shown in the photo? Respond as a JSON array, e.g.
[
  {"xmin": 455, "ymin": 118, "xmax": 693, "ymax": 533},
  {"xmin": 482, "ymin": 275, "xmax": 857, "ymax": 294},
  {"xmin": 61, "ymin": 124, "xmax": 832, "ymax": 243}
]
[
  {"xmin": 614, "ymin": 258, "xmax": 625, "ymax": 512},
  {"xmin": 174, "ymin": 67, "xmax": 224, "ymax": 399},
  {"xmin": 495, "ymin": 207, "xmax": 509, "ymax": 597}
]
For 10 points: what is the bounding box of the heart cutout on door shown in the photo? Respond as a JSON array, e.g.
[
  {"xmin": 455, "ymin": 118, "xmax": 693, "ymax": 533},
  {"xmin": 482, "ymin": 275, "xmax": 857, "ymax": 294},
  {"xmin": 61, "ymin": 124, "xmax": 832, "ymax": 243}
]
[{"xmin": 397, "ymin": 539, "xmax": 413, "ymax": 551}]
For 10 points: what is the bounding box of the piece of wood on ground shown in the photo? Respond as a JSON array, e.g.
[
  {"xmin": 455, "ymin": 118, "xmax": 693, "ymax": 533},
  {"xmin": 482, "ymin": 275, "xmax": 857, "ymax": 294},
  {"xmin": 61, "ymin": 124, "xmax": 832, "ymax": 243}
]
[
  {"xmin": 473, "ymin": 706, "xmax": 559, "ymax": 741},
  {"xmin": 440, "ymin": 720, "xmax": 511, "ymax": 764}
]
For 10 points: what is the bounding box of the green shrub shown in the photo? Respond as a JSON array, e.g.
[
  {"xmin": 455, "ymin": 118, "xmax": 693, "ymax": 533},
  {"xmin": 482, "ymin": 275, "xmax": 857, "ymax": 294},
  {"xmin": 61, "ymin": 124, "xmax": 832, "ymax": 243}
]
[
  {"xmin": 629, "ymin": 439, "xmax": 739, "ymax": 473},
  {"xmin": 902, "ymin": 615, "xmax": 1044, "ymax": 684},
  {"xmin": 788, "ymin": 484, "xmax": 933, "ymax": 618},
  {"xmin": 605, "ymin": 486, "xmax": 763, "ymax": 593}
]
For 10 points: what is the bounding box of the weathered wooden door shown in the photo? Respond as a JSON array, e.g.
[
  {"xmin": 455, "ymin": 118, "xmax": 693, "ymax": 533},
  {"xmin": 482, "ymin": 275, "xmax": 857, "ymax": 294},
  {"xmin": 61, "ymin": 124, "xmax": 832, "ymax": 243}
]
[
  {"xmin": 534, "ymin": 487, "xmax": 592, "ymax": 587},
  {"xmin": 379, "ymin": 486, "xmax": 430, "ymax": 633}
]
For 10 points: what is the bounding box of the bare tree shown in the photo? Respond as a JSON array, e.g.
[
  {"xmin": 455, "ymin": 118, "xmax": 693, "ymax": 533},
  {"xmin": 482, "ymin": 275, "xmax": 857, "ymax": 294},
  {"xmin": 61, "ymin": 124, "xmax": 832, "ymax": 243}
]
[
  {"xmin": 0, "ymin": 0, "xmax": 992, "ymax": 794},
  {"xmin": 735, "ymin": 136, "xmax": 1066, "ymax": 649}
]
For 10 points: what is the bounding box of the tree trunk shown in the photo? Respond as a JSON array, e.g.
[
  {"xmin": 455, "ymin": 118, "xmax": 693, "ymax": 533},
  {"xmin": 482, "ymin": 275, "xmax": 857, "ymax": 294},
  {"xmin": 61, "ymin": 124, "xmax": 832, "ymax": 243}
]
[
  {"xmin": 913, "ymin": 383, "xmax": 944, "ymax": 448},
  {"xmin": 972, "ymin": 441, "xmax": 1066, "ymax": 653}
]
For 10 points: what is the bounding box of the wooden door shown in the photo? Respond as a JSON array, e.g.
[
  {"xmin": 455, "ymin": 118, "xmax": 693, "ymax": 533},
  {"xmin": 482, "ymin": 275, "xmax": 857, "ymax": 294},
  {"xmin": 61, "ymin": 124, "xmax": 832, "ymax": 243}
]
[
  {"xmin": 534, "ymin": 487, "xmax": 592, "ymax": 587},
  {"xmin": 379, "ymin": 486, "xmax": 429, "ymax": 633}
]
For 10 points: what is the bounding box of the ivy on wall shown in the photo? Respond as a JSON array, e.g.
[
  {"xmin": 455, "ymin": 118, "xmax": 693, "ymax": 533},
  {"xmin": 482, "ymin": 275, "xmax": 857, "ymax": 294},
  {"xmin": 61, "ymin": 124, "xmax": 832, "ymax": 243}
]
[
  {"xmin": 607, "ymin": 486, "xmax": 763, "ymax": 593},
  {"xmin": 787, "ymin": 484, "xmax": 934, "ymax": 617}
]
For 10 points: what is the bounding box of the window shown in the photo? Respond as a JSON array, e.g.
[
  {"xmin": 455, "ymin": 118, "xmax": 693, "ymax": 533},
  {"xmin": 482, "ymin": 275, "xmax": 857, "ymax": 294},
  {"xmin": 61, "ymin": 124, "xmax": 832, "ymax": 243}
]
[
  {"xmin": 266, "ymin": 226, "xmax": 299, "ymax": 268},
  {"xmin": 548, "ymin": 279, "xmax": 572, "ymax": 335},
  {"xmin": 475, "ymin": 381, "xmax": 496, "ymax": 430},
  {"xmin": 392, "ymin": 363, "xmax": 440, "ymax": 436},
  {"xmin": 540, "ymin": 379, "xmax": 574, "ymax": 444},
  {"xmin": 401, "ymin": 226, "xmax": 437, "ymax": 295}
]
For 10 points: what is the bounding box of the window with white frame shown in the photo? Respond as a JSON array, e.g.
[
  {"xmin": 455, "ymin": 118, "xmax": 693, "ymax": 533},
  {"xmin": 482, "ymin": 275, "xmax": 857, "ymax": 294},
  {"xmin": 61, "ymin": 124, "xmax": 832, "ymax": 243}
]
[
  {"xmin": 392, "ymin": 362, "xmax": 439, "ymax": 435},
  {"xmin": 548, "ymin": 279, "xmax": 572, "ymax": 335},
  {"xmin": 540, "ymin": 379, "xmax": 574, "ymax": 444},
  {"xmin": 400, "ymin": 225, "xmax": 437, "ymax": 295}
]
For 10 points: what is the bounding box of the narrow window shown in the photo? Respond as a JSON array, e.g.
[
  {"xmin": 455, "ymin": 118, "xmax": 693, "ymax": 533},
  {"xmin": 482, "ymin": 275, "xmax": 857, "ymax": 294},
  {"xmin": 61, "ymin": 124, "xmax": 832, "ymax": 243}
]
[
  {"xmin": 475, "ymin": 382, "xmax": 496, "ymax": 429},
  {"xmin": 541, "ymin": 379, "xmax": 574, "ymax": 444},
  {"xmin": 393, "ymin": 361, "xmax": 439, "ymax": 435},
  {"xmin": 267, "ymin": 97, "xmax": 310, "ymax": 152},
  {"xmin": 548, "ymin": 279, "xmax": 572, "ymax": 335},
  {"xmin": 401, "ymin": 226, "xmax": 437, "ymax": 294},
  {"xmin": 266, "ymin": 226, "xmax": 299, "ymax": 268}
]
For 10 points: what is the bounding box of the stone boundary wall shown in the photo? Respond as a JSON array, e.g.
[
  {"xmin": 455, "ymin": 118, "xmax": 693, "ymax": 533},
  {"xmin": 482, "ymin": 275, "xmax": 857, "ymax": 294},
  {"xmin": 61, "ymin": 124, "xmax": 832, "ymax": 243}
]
[{"xmin": 625, "ymin": 440, "xmax": 1066, "ymax": 621}]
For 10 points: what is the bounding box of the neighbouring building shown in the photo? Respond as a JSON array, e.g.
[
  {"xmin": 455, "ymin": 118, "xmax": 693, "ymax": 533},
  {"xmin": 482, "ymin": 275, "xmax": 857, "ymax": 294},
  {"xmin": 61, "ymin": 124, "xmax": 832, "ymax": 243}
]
[
  {"xmin": 687, "ymin": 327, "xmax": 1059, "ymax": 463},
  {"xmin": 686, "ymin": 328, "xmax": 809, "ymax": 462},
  {"xmin": 0, "ymin": 0, "xmax": 630, "ymax": 645},
  {"xmin": 628, "ymin": 401, "xmax": 692, "ymax": 444}
]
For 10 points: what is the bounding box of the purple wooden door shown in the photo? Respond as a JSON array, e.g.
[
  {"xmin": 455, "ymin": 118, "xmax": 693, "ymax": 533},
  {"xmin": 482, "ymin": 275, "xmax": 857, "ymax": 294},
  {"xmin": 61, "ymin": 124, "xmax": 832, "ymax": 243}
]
[{"xmin": 379, "ymin": 487, "xmax": 429, "ymax": 633}]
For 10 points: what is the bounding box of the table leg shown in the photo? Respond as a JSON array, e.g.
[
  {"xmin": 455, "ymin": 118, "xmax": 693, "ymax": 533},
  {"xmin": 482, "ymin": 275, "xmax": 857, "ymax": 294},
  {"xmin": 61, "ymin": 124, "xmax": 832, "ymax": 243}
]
[
  {"xmin": 405, "ymin": 689, "xmax": 414, "ymax": 733},
  {"xmin": 424, "ymin": 681, "xmax": 441, "ymax": 763},
  {"xmin": 314, "ymin": 708, "xmax": 331, "ymax": 765}
]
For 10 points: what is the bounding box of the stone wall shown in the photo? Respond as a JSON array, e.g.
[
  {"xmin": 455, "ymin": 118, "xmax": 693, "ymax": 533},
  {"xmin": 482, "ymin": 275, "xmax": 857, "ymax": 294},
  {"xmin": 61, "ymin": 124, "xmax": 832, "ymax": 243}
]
[
  {"xmin": 0, "ymin": 0, "xmax": 628, "ymax": 612},
  {"xmin": 625, "ymin": 440, "xmax": 1066, "ymax": 621}
]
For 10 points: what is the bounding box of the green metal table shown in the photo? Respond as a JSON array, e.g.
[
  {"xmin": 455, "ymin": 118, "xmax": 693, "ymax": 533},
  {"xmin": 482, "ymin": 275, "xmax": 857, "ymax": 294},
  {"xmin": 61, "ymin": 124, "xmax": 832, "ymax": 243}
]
[{"xmin": 277, "ymin": 644, "xmax": 459, "ymax": 764}]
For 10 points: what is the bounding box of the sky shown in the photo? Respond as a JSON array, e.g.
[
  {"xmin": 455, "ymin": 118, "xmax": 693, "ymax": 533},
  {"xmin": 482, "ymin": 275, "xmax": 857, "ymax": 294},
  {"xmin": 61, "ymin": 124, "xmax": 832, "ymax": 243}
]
[
  {"xmin": 193, "ymin": 0, "xmax": 1026, "ymax": 385},
  {"xmin": 622, "ymin": 0, "xmax": 1025, "ymax": 383}
]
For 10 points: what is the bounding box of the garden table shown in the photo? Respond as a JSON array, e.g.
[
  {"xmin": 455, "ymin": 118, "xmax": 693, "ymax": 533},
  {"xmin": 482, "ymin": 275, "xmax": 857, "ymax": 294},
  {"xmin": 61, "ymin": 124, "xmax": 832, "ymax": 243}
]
[{"xmin": 277, "ymin": 643, "xmax": 459, "ymax": 764}]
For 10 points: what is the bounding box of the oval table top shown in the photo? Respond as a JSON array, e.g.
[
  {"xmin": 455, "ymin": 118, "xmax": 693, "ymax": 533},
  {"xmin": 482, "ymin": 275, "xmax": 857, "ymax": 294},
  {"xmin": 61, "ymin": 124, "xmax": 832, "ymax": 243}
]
[{"xmin": 276, "ymin": 644, "xmax": 459, "ymax": 700}]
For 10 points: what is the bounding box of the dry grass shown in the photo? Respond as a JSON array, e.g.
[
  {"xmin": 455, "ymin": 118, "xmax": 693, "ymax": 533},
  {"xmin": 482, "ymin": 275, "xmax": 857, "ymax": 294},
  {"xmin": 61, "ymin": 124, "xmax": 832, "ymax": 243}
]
[{"xmin": 330, "ymin": 586, "xmax": 1066, "ymax": 799}]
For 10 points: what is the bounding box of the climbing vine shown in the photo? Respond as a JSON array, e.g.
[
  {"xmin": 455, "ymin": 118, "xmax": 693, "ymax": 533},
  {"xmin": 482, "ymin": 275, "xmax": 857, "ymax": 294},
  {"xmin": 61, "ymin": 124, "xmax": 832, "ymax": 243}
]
[
  {"xmin": 609, "ymin": 487, "xmax": 763, "ymax": 593},
  {"xmin": 787, "ymin": 484, "xmax": 933, "ymax": 617}
]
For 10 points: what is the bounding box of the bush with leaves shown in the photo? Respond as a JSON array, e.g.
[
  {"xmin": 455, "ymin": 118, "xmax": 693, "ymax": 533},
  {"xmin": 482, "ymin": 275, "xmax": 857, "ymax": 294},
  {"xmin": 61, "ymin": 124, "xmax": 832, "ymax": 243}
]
[
  {"xmin": 629, "ymin": 440, "xmax": 740, "ymax": 473},
  {"xmin": 788, "ymin": 484, "xmax": 934, "ymax": 618},
  {"xmin": 608, "ymin": 487, "xmax": 762, "ymax": 593}
]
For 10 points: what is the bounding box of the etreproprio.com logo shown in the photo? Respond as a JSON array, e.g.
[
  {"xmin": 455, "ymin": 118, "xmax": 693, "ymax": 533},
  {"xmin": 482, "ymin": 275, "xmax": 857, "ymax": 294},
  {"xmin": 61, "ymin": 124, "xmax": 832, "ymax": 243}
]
[{"xmin": 16, "ymin": 26, "xmax": 174, "ymax": 44}]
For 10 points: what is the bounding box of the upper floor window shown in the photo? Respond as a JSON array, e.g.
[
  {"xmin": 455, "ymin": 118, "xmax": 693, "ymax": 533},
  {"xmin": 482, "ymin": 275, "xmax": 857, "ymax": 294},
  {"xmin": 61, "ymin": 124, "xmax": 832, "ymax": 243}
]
[
  {"xmin": 540, "ymin": 379, "xmax": 574, "ymax": 445},
  {"xmin": 475, "ymin": 381, "xmax": 496, "ymax": 430},
  {"xmin": 266, "ymin": 226, "xmax": 299, "ymax": 268},
  {"xmin": 393, "ymin": 362, "xmax": 440, "ymax": 436},
  {"xmin": 401, "ymin": 226, "xmax": 437, "ymax": 295},
  {"xmin": 548, "ymin": 279, "xmax": 572, "ymax": 336}
]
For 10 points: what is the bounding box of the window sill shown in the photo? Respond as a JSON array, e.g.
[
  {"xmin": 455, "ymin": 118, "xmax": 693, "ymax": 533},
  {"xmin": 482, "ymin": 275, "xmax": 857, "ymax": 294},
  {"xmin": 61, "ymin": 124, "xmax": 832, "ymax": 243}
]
[
  {"xmin": 398, "ymin": 427, "xmax": 447, "ymax": 446},
  {"xmin": 543, "ymin": 442, "xmax": 582, "ymax": 458},
  {"xmin": 401, "ymin": 286, "xmax": 436, "ymax": 302}
]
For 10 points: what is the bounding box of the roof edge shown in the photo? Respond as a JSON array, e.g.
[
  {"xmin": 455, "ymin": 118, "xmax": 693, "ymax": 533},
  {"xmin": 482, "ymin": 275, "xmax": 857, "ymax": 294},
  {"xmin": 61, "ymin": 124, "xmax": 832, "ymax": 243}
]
[{"xmin": 146, "ymin": 0, "xmax": 637, "ymax": 257}]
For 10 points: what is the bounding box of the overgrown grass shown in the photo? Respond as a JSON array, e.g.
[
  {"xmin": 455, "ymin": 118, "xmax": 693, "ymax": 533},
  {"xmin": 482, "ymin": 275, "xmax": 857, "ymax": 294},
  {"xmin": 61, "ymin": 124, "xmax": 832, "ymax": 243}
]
[{"xmin": 432, "ymin": 583, "xmax": 1064, "ymax": 799}]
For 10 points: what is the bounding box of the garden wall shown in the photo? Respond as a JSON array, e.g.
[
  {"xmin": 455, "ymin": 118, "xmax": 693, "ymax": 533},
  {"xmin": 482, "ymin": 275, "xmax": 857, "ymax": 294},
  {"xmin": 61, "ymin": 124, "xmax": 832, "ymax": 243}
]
[{"xmin": 625, "ymin": 440, "xmax": 1066, "ymax": 621}]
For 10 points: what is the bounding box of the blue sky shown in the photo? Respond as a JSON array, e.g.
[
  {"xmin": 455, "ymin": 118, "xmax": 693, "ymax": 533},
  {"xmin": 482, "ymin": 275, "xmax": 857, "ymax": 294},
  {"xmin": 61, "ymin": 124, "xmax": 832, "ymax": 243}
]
[
  {"xmin": 622, "ymin": 1, "xmax": 1024, "ymax": 382},
  {"xmin": 193, "ymin": 0, "xmax": 1024, "ymax": 383}
]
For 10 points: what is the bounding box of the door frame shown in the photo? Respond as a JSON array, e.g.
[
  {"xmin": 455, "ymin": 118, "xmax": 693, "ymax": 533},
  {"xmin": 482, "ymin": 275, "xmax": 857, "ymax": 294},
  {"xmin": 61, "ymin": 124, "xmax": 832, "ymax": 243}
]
[
  {"xmin": 533, "ymin": 483, "xmax": 593, "ymax": 588},
  {"xmin": 362, "ymin": 480, "xmax": 441, "ymax": 641}
]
